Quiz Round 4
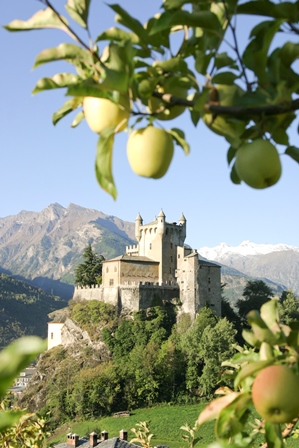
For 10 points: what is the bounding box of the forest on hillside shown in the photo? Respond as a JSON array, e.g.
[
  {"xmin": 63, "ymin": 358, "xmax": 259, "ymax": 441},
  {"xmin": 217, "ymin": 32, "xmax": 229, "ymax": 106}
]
[
  {"xmin": 0, "ymin": 274, "xmax": 66, "ymax": 348},
  {"xmin": 19, "ymin": 281, "xmax": 299, "ymax": 430}
]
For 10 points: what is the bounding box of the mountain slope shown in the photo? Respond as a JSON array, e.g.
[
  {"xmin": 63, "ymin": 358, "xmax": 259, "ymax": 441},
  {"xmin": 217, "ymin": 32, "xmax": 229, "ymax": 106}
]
[
  {"xmin": 199, "ymin": 241, "xmax": 299, "ymax": 296},
  {"xmin": 0, "ymin": 273, "xmax": 65, "ymax": 348},
  {"xmin": 0, "ymin": 203, "xmax": 136, "ymax": 298}
]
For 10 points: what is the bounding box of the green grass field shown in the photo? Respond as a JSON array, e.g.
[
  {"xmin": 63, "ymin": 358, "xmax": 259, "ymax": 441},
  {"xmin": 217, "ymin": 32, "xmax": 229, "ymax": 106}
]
[
  {"xmin": 48, "ymin": 403, "xmax": 214, "ymax": 447},
  {"xmin": 47, "ymin": 402, "xmax": 299, "ymax": 448}
]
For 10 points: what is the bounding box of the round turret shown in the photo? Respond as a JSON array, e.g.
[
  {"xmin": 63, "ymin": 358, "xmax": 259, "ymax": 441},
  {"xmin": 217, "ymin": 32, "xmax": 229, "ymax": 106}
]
[
  {"xmin": 135, "ymin": 213, "xmax": 143, "ymax": 241},
  {"xmin": 157, "ymin": 209, "xmax": 165, "ymax": 234}
]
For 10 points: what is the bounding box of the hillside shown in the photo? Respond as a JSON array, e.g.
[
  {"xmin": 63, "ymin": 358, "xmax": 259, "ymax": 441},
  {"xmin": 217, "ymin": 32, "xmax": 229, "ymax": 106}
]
[
  {"xmin": 0, "ymin": 273, "xmax": 66, "ymax": 348},
  {"xmin": 0, "ymin": 203, "xmax": 135, "ymax": 299}
]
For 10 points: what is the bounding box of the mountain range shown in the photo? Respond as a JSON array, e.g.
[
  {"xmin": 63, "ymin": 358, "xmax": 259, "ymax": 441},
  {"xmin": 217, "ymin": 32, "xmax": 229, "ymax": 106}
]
[
  {"xmin": 198, "ymin": 241, "xmax": 299, "ymax": 302},
  {"xmin": 0, "ymin": 203, "xmax": 135, "ymax": 298},
  {"xmin": 0, "ymin": 203, "xmax": 298, "ymax": 303}
]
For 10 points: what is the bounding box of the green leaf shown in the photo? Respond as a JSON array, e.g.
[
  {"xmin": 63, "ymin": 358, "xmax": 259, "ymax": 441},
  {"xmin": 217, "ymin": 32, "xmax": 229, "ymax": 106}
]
[
  {"xmin": 230, "ymin": 163, "xmax": 241, "ymax": 185},
  {"xmin": 196, "ymin": 392, "xmax": 240, "ymax": 427},
  {"xmin": 109, "ymin": 4, "xmax": 148, "ymax": 43},
  {"xmin": 190, "ymin": 108, "xmax": 201, "ymax": 127},
  {"xmin": 212, "ymin": 72, "xmax": 239, "ymax": 85},
  {"xmin": 195, "ymin": 50, "xmax": 214, "ymax": 75},
  {"xmin": 163, "ymin": 0, "xmax": 189, "ymax": 11},
  {"xmin": 280, "ymin": 42, "xmax": 299, "ymax": 67},
  {"xmin": 4, "ymin": 8, "xmax": 70, "ymax": 34},
  {"xmin": 272, "ymin": 127, "xmax": 289, "ymax": 145},
  {"xmin": 95, "ymin": 127, "xmax": 117, "ymax": 199},
  {"xmin": 227, "ymin": 146, "xmax": 237, "ymax": 165},
  {"xmin": 33, "ymin": 73, "xmax": 79, "ymax": 94},
  {"xmin": 242, "ymin": 329, "xmax": 260, "ymax": 347},
  {"xmin": 95, "ymin": 27, "xmax": 140, "ymax": 44},
  {"xmin": 149, "ymin": 10, "xmax": 221, "ymax": 35},
  {"xmin": 234, "ymin": 360, "xmax": 272, "ymax": 388},
  {"xmin": 216, "ymin": 393, "xmax": 252, "ymax": 439},
  {"xmin": 168, "ymin": 128, "xmax": 190, "ymax": 155},
  {"xmin": 33, "ymin": 43, "xmax": 93, "ymax": 69},
  {"xmin": 193, "ymin": 89, "xmax": 210, "ymax": 115},
  {"xmin": 52, "ymin": 97, "xmax": 83, "ymax": 125},
  {"xmin": 264, "ymin": 421, "xmax": 284, "ymax": 448},
  {"xmin": 65, "ymin": 0, "xmax": 91, "ymax": 28},
  {"xmin": 215, "ymin": 53, "xmax": 238, "ymax": 70},
  {"xmin": 243, "ymin": 20, "xmax": 282, "ymax": 84},
  {"xmin": 285, "ymin": 145, "xmax": 299, "ymax": 164},
  {"xmin": 67, "ymin": 78, "xmax": 111, "ymax": 98},
  {"xmin": 237, "ymin": 1, "xmax": 299, "ymax": 21},
  {"xmin": 153, "ymin": 57, "xmax": 188, "ymax": 74},
  {"xmin": 0, "ymin": 337, "xmax": 46, "ymax": 399},
  {"xmin": 95, "ymin": 41, "xmax": 135, "ymax": 92},
  {"xmin": 0, "ymin": 410, "xmax": 25, "ymax": 433},
  {"xmin": 260, "ymin": 299, "xmax": 279, "ymax": 329},
  {"xmin": 247, "ymin": 310, "xmax": 281, "ymax": 345},
  {"xmin": 71, "ymin": 110, "xmax": 85, "ymax": 128}
]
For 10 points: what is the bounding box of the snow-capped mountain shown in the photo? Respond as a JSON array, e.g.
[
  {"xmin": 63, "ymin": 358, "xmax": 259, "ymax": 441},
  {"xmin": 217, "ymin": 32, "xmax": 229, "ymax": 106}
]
[
  {"xmin": 198, "ymin": 241, "xmax": 299, "ymax": 297},
  {"xmin": 199, "ymin": 241, "xmax": 299, "ymax": 259}
]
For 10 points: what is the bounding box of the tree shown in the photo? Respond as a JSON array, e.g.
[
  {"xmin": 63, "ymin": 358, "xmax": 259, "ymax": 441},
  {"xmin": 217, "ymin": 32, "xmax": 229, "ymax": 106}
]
[
  {"xmin": 236, "ymin": 280, "xmax": 274, "ymax": 326},
  {"xmin": 278, "ymin": 289, "xmax": 299, "ymax": 324},
  {"xmin": 74, "ymin": 244, "xmax": 104, "ymax": 286},
  {"xmin": 4, "ymin": 0, "xmax": 299, "ymax": 198}
]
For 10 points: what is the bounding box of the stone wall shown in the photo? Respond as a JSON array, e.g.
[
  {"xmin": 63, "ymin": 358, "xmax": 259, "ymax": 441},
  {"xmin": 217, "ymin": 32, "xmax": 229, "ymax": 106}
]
[{"xmin": 73, "ymin": 282, "xmax": 180, "ymax": 314}]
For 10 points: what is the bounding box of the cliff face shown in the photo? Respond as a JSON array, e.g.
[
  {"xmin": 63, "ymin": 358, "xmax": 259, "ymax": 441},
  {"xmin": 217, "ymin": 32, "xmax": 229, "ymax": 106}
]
[{"xmin": 60, "ymin": 318, "xmax": 110, "ymax": 360}]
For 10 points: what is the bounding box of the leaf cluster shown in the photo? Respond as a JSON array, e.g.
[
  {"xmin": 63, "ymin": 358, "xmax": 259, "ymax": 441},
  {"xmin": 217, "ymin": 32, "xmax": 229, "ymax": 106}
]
[{"xmin": 5, "ymin": 0, "xmax": 299, "ymax": 195}]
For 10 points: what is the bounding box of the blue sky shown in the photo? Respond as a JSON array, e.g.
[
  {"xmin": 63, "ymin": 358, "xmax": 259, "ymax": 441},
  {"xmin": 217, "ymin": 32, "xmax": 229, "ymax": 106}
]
[{"xmin": 1, "ymin": 1, "xmax": 299, "ymax": 250}]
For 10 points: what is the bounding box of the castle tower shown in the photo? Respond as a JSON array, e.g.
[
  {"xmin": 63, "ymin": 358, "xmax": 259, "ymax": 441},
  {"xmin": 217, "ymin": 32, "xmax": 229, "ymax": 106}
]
[
  {"xmin": 157, "ymin": 209, "xmax": 165, "ymax": 234},
  {"xmin": 135, "ymin": 212, "xmax": 143, "ymax": 242}
]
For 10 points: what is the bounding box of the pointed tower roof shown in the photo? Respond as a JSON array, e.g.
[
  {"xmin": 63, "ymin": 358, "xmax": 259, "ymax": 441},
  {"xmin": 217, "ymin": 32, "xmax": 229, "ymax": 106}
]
[
  {"xmin": 179, "ymin": 212, "xmax": 186, "ymax": 224},
  {"xmin": 135, "ymin": 212, "xmax": 143, "ymax": 222},
  {"xmin": 158, "ymin": 209, "xmax": 165, "ymax": 218}
]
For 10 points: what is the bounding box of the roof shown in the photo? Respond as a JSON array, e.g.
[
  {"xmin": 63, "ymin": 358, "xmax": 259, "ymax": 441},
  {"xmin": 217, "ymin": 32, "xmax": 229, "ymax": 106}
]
[
  {"xmin": 54, "ymin": 436, "xmax": 149, "ymax": 448},
  {"xmin": 198, "ymin": 258, "xmax": 221, "ymax": 268},
  {"xmin": 104, "ymin": 255, "xmax": 158, "ymax": 264}
]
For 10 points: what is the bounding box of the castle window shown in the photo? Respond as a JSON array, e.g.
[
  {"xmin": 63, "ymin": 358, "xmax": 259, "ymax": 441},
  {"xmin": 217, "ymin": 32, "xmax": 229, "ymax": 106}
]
[
  {"xmin": 208, "ymin": 277, "xmax": 211, "ymax": 283},
  {"xmin": 170, "ymin": 243, "xmax": 173, "ymax": 249},
  {"xmin": 109, "ymin": 279, "xmax": 114, "ymax": 286},
  {"xmin": 106, "ymin": 267, "xmax": 109, "ymax": 273},
  {"xmin": 170, "ymin": 256, "xmax": 173, "ymax": 262},
  {"xmin": 149, "ymin": 243, "xmax": 152, "ymax": 250},
  {"xmin": 50, "ymin": 333, "xmax": 54, "ymax": 340},
  {"xmin": 178, "ymin": 254, "xmax": 180, "ymax": 259},
  {"xmin": 208, "ymin": 287, "xmax": 211, "ymax": 292}
]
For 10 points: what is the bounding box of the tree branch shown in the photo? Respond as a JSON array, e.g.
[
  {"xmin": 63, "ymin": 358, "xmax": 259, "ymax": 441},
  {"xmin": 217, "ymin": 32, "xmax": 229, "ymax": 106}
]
[
  {"xmin": 152, "ymin": 91, "xmax": 299, "ymax": 117},
  {"xmin": 39, "ymin": 0, "xmax": 106, "ymax": 69}
]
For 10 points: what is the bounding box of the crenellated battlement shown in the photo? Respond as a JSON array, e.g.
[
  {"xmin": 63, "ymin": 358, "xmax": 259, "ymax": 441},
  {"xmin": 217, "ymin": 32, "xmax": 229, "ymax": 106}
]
[
  {"xmin": 75, "ymin": 284, "xmax": 102, "ymax": 290},
  {"xmin": 126, "ymin": 244, "xmax": 138, "ymax": 254}
]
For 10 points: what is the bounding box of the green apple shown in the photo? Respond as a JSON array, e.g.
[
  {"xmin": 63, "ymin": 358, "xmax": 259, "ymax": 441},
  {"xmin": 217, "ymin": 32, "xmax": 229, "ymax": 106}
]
[
  {"xmin": 127, "ymin": 126, "xmax": 174, "ymax": 179},
  {"xmin": 83, "ymin": 94, "xmax": 130, "ymax": 134},
  {"xmin": 252, "ymin": 365, "xmax": 299, "ymax": 423},
  {"xmin": 235, "ymin": 139, "xmax": 282, "ymax": 189},
  {"xmin": 148, "ymin": 77, "xmax": 188, "ymax": 121}
]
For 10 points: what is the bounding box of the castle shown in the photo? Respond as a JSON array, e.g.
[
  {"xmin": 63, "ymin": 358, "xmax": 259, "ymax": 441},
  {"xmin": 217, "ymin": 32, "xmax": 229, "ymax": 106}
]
[{"xmin": 48, "ymin": 211, "xmax": 222, "ymax": 349}]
